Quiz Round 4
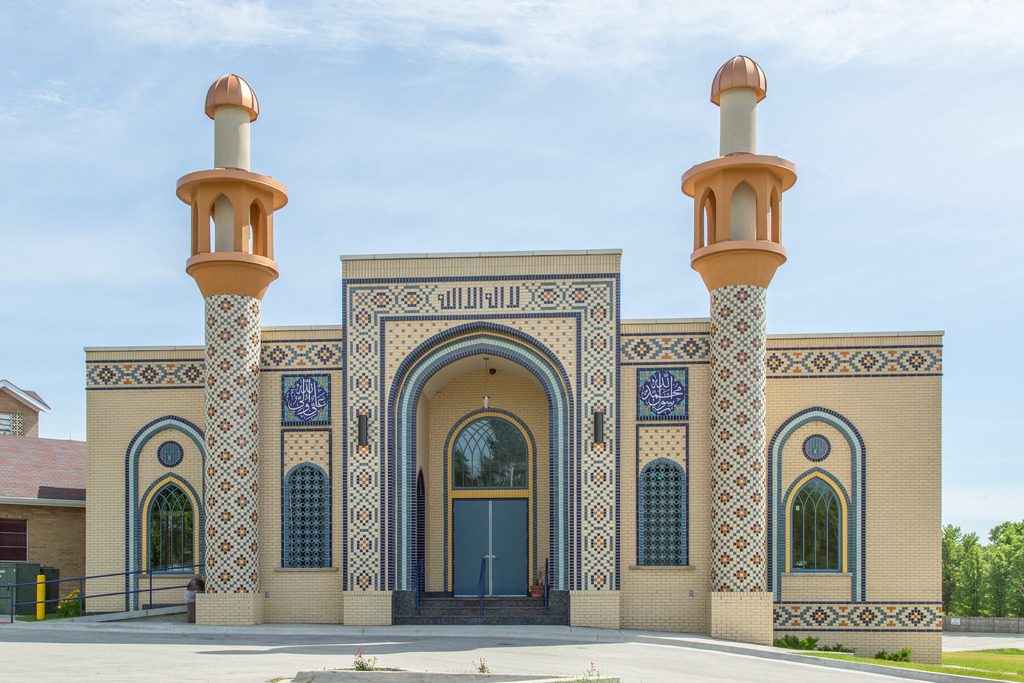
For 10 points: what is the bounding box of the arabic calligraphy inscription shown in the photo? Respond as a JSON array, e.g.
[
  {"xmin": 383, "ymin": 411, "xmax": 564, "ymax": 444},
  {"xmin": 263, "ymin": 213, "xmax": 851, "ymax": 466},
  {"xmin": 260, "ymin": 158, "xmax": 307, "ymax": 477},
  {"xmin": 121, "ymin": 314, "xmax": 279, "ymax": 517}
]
[
  {"xmin": 282, "ymin": 374, "xmax": 331, "ymax": 424},
  {"xmin": 637, "ymin": 368, "xmax": 688, "ymax": 420}
]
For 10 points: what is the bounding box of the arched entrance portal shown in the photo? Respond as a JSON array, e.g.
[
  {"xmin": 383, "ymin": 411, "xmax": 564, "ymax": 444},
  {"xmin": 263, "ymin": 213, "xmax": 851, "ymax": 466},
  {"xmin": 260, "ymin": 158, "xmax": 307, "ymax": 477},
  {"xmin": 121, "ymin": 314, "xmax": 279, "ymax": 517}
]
[{"xmin": 389, "ymin": 325, "xmax": 573, "ymax": 595}]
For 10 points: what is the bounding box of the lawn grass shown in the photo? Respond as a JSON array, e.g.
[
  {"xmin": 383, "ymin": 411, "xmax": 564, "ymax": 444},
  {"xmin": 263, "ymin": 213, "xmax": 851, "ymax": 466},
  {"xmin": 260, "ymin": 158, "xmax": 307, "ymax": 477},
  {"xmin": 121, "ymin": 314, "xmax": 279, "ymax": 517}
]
[{"xmin": 802, "ymin": 648, "xmax": 1024, "ymax": 682}]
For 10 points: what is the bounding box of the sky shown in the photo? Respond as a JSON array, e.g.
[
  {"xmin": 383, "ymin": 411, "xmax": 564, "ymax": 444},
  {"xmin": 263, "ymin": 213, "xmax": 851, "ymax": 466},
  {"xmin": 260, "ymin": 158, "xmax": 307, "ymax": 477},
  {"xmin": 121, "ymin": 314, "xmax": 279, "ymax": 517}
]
[{"xmin": 2, "ymin": 1, "xmax": 1021, "ymax": 539}]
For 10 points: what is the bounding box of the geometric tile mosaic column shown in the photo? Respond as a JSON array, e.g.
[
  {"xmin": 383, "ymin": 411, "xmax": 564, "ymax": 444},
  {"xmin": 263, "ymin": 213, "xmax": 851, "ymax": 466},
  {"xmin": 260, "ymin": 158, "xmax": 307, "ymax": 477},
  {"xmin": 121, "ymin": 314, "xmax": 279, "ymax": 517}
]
[
  {"xmin": 203, "ymin": 294, "xmax": 262, "ymax": 594},
  {"xmin": 709, "ymin": 284, "xmax": 767, "ymax": 593}
]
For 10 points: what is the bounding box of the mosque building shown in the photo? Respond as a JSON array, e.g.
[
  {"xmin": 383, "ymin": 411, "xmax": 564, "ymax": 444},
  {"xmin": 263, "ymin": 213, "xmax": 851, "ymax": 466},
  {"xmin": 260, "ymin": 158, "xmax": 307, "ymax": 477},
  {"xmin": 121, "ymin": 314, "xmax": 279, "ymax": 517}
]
[{"xmin": 84, "ymin": 56, "xmax": 944, "ymax": 662}]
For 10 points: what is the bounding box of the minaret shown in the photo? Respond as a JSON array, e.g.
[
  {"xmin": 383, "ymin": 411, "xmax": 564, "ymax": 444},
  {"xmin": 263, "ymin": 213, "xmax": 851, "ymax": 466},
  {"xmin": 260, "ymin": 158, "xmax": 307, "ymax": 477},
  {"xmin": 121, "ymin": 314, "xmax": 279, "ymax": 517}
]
[
  {"xmin": 176, "ymin": 74, "xmax": 287, "ymax": 623},
  {"xmin": 682, "ymin": 56, "xmax": 796, "ymax": 644}
]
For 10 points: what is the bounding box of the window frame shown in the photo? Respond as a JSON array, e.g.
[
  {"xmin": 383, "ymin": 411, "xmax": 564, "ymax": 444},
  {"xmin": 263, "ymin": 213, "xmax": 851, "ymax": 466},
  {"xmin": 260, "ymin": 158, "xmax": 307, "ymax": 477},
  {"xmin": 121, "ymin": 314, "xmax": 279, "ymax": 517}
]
[
  {"xmin": 282, "ymin": 462, "xmax": 331, "ymax": 569},
  {"xmin": 637, "ymin": 457, "xmax": 688, "ymax": 567},
  {"xmin": 144, "ymin": 481, "xmax": 196, "ymax": 574},
  {"xmin": 787, "ymin": 474, "xmax": 846, "ymax": 573},
  {"xmin": 0, "ymin": 518, "xmax": 28, "ymax": 561}
]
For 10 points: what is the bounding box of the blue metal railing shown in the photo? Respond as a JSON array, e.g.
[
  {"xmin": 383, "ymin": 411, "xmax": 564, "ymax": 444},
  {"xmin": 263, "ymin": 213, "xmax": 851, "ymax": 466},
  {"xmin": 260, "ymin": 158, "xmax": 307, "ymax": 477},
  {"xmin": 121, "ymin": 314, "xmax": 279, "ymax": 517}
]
[
  {"xmin": 477, "ymin": 556, "xmax": 487, "ymax": 616},
  {"xmin": 413, "ymin": 557, "xmax": 425, "ymax": 616},
  {"xmin": 543, "ymin": 558, "xmax": 550, "ymax": 616},
  {"xmin": 1, "ymin": 563, "xmax": 204, "ymax": 623}
]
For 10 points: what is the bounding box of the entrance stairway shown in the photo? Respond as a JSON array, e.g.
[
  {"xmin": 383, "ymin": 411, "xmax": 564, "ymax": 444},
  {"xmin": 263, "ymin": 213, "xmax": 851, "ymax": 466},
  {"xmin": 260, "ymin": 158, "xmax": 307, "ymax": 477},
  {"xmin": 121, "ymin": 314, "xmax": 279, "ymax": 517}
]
[{"xmin": 393, "ymin": 593, "xmax": 568, "ymax": 626}]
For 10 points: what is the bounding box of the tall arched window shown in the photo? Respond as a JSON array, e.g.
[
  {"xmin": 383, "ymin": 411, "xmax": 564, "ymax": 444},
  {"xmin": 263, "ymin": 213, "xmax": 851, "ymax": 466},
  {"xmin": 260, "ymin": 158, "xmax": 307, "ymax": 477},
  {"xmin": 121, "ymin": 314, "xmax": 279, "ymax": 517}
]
[
  {"xmin": 638, "ymin": 458, "xmax": 687, "ymax": 566},
  {"xmin": 148, "ymin": 483, "xmax": 194, "ymax": 571},
  {"xmin": 791, "ymin": 478, "xmax": 841, "ymax": 571},
  {"xmin": 283, "ymin": 463, "xmax": 330, "ymax": 568},
  {"xmin": 452, "ymin": 416, "xmax": 528, "ymax": 488}
]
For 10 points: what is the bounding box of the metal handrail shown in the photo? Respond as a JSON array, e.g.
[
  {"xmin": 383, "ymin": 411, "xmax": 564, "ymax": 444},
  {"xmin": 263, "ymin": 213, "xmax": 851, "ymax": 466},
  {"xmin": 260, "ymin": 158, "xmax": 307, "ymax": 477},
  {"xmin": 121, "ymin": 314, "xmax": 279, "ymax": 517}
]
[
  {"xmin": 477, "ymin": 556, "xmax": 487, "ymax": 616},
  {"xmin": 1, "ymin": 563, "xmax": 204, "ymax": 623},
  {"xmin": 543, "ymin": 558, "xmax": 550, "ymax": 616},
  {"xmin": 413, "ymin": 557, "xmax": 425, "ymax": 616}
]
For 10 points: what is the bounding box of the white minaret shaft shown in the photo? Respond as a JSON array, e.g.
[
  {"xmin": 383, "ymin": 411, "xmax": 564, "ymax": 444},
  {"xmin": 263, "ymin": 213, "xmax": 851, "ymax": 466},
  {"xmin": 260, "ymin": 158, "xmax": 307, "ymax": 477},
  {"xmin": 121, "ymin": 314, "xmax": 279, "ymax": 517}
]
[{"xmin": 719, "ymin": 88, "xmax": 757, "ymax": 156}]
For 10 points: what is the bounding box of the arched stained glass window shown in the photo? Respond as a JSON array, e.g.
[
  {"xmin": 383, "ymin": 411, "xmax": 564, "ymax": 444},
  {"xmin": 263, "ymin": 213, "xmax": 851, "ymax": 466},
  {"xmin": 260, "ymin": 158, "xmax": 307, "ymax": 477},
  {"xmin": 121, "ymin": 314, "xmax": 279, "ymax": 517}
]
[
  {"xmin": 638, "ymin": 458, "xmax": 687, "ymax": 566},
  {"xmin": 452, "ymin": 416, "xmax": 528, "ymax": 488},
  {"xmin": 283, "ymin": 463, "xmax": 330, "ymax": 568},
  {"xmin": 791, "ymin": 478, "xmax": 841, "ymax": 571},
  {"xmin": 148, "ymin": 483, "xmax": 194, "ymax": 571}
]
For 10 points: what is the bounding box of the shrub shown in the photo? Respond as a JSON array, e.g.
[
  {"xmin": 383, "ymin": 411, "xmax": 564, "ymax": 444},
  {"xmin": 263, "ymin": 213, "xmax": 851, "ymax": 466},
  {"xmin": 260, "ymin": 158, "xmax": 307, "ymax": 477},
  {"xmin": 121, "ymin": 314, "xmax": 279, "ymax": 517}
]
[
  {"xmin": 56, "ymin": 589, "xmax": 83, "ymax": 618},
  {"xmin": 773, "ymin": 635, "xmax": 819, "ymax": 650},
  {"xmin": 475, "ymin": 658, "xmax": 490, "ymax": 674},
  {"xmin": 818, "ymin": 643, "xmax": 854, "ymax": 653},
  {"xmin": 875, "ymin": 648, "xmax": 912, "ymax": 662}
]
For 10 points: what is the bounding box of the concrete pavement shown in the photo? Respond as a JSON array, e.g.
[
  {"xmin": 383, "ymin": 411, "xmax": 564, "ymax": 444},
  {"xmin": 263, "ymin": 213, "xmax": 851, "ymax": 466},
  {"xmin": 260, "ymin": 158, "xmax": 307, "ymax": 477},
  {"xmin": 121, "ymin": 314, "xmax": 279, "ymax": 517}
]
[{"xmin": 0, "ymin": 620, "xmax": 960, "ymax": 683}]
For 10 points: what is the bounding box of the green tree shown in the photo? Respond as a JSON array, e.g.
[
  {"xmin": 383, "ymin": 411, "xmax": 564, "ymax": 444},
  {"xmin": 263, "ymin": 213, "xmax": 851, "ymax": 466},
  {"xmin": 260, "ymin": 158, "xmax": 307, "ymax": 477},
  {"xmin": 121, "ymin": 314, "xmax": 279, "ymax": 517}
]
[
  {"xmin": 987, "ymin": 521, "xmax": 1024, "ymax": 617},
  {"xmin": 942, "ymin": 525, "xmax": 963, "ymax": 613},
  {"xmin": 957, "ymin": 533, "xmax": 987, "ymax": 616}
]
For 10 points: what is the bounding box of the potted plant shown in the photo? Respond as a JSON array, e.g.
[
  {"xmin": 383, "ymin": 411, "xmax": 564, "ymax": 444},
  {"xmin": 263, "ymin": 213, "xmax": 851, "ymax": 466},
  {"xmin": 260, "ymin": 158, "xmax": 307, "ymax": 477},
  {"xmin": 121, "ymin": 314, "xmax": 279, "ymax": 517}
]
[{"xmin": 530, "ymin": 571, "xmax": 544, "ymax": 597}]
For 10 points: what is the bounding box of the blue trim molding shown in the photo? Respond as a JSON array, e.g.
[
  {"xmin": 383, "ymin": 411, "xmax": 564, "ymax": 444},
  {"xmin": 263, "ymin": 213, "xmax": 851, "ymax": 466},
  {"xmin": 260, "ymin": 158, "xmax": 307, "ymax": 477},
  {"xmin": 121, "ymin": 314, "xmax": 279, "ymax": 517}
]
[
  {"xmin": 123, "ymin": 416, "xmax": 205, "ymax": 609},
  {"xmin": 388, "ymin": 323, "xmax": 573, "ymax": 592},
  {"xmin": 769, "ymin": 408, "xmax": 866, "ymax": 602}
]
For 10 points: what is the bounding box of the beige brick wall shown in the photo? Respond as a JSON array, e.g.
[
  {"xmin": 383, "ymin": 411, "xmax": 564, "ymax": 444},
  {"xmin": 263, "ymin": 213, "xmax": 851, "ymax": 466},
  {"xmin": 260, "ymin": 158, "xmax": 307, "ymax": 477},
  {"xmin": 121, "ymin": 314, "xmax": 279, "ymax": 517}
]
[
  {"xmin": 0, "ymin": 503, "xmax": 85, "ymax": 580},
  {"xmin": 424, "ymin": 367, "xmax": 549, "ymax": 594},
  {"xmin": 196, "ymin": 591, "xmax": 265, "ymax": 625},
  {"xmin": 342, "ymin": 590, "xmax": 392, "ymax": 625},
  {"xmin": 709, "ymin": 591, "xmax": 773, "ymax": 645},
  {"xmin": 570, "ymin": 590, "xmax": 620, "ymax": 628},
  {"xmin": 259, "ymin": 327, "xmax": 345, "ymax": 623},
  {"xmin": 766, "ymin": 339, "xmax": 942, "ymax": 603},
  {"xmin": 0, "ymin": 393, "xmax": 38, "ymax": 436},
  {"xmin": 620, "ymin": 320, "xmax": 711, "ymax": 633},
  {"xmin": 780, "ymin": 573, "xmax": 850, "ymax": 601},
  {"xmin": 85, "ymin": 350, "xmax": 206, "ymax": 612}
]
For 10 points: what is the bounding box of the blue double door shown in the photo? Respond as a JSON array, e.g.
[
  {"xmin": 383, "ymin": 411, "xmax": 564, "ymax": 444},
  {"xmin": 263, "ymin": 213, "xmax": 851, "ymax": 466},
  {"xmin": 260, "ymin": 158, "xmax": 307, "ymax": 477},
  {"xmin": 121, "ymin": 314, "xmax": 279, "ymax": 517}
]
[{"xmin": 453, "ymin": 498, "xmax": 528, "ymax": 596}]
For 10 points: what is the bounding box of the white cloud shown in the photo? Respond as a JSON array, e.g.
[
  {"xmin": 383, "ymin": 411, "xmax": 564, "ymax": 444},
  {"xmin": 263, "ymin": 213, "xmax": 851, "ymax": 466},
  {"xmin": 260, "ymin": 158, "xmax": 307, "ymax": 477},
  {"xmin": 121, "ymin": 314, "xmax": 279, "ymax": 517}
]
[{"xmin": 80, "ymin": 0, "xmax": 1024, "ymax": 70}]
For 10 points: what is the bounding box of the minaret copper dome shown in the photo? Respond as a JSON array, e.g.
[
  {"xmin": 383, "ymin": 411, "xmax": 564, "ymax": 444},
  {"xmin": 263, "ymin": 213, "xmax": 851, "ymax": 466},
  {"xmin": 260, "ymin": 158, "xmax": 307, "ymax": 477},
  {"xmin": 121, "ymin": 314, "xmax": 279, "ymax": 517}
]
[
  {"xmin": 204, "ymin": 74, "xmax": 260, "ymax": 121},
  {"xmin": 710, "ymin": 56, "xmax": 767, "ymax": 106}
]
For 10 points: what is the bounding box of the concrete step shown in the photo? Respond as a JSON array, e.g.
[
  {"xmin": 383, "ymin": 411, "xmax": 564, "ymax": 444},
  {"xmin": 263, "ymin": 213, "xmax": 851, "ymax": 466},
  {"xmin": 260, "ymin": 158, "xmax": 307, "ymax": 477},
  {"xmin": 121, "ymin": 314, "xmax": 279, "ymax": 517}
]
[{"xmin": 393, "ymin": 614, "xmax": 568, "ymax": 626}]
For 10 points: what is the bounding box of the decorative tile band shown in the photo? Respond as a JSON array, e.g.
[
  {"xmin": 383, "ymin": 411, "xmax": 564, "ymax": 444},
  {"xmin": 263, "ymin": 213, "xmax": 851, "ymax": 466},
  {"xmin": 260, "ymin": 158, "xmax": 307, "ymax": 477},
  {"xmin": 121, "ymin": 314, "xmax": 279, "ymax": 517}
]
[
  {"xmin": 709, "ymin": 285, "xmax": 768, "ymax": 593},
  {"xmin": 345, "ymin": 274, "xmax": 619, "ymax": 593},
  {"xmin": 621, "ymin": 334, "xmax": 709, "ymax": 364},
  {"xmin": 774, "ymin": 602, "xmax": 943, "ymax": 632},
  {"xmin": 621, "ymin": 333, "xmax": 941, "ymax": 378},
  {"xmin": 86, "ymin": 360, "xmax": 204, "ymax": 388},
  {"xmin": 203, "ymin": 294, "xmax": 262, "ymax": 594},
  {"xmin": 262, "ymin": 340, "xmax": 343, "ymax": 370},
  {"xmin": 765, "ymin": 346, "xmax": 942, "ymax": 377}
]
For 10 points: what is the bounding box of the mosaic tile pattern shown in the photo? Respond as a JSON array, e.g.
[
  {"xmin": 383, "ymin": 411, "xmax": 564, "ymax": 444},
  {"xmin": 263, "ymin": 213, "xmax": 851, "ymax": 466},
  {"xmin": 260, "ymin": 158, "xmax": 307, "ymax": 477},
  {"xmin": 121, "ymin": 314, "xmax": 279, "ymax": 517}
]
[
  {"xmin": 345, "ymin": 275, "xmax": 618, "ymax": 592},
  {"xmin": 621, "ymin": 334, "xmax": 709, "ymax": 364},
  {"xmin": 282, "ymin": 430, "xmax": 331, "ymax": 472},
  {"xmin": 774, "ymin": 602, "xmax": 943, "ymax": 632},
  {"xmin": 203, "ymin": 294, "xmax": 262, "ymax": 594},
  {"xmin": 620, "ymin": 333, "xmax": 942, "ymax": 378},
  {"xmin": 637, "ymin": 425, "xmax": 688, "ymax": 470},
  {"xmin": 638, "ymin": 458, "xmax": 687, "ymax": 566},
  {"xmin": 10, "ymin": 413, "xmax": 24, "ymax": 436},
  {"xmin": 262, "ymin": 341, "xmax": 342, "ymax": 369},
  {"xmin": 283, "ymin": 463, "xmax": 331, "ymax": 568},
  {"xmin": 637, "ymin": 368, "xmax": 688, "ymax": 420},
  {"xmin": 282, "ymin": 374, "xmax": 331, "ymax": 425},
  {"xmin": 709, "ymin": 285, "xmax": 768, "ymax": 593},
  {"xmin": 766, "ymin": 347, "xmax": 942, "ymax": 377},
  {"xmin": 86, "ymin": 360, "xmax": 204, "ymax": 388}
]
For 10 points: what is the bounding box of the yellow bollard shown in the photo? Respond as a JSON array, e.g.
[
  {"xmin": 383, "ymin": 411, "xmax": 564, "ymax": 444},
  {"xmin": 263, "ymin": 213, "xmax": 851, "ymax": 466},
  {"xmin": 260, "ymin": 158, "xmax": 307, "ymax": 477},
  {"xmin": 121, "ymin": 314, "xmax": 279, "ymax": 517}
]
[{"xmin": 35, "ymin": 574, "xmax": 45, "ymax": 621}]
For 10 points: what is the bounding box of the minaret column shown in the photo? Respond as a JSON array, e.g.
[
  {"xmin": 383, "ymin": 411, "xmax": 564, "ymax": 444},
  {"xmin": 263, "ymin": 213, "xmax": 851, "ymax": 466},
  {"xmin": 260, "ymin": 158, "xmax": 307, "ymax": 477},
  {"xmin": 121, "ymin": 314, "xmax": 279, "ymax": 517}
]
[
  {"xmin": 683, "ymin": 56, "xmax": 797, "ymax": 645},
  {"xmin": 176, "ymin": 74, "xmax": 288, "ymax": 624}
]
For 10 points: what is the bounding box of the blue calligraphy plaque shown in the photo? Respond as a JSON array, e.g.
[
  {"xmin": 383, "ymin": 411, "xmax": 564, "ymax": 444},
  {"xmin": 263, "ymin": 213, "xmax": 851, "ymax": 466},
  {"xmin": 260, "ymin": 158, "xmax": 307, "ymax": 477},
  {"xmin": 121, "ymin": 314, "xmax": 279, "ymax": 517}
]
[
  {"xmin": 282, "ymin": 374, "xmax": 331, "ymax": 425},
  {"xmin": 637, "ymin": 368, "xmax": 688, "ymax": 420}
]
